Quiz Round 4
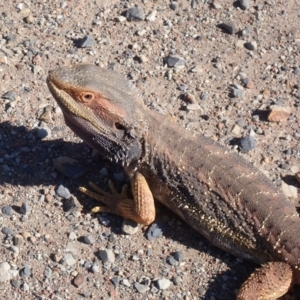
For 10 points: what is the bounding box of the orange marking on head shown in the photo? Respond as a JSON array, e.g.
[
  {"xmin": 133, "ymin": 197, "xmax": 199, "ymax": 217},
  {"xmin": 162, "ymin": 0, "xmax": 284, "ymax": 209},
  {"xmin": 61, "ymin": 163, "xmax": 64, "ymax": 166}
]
[
  {"xmin": 51, "ymin": 76, "xmax": 128, "ymax": 120},
  {"xmin": 93, "ymin": 94, "xmax": 127, "ymax": 117},
  {"xmin": 70, "ymin": 88, "xmax": 127, "ymax": 120}
]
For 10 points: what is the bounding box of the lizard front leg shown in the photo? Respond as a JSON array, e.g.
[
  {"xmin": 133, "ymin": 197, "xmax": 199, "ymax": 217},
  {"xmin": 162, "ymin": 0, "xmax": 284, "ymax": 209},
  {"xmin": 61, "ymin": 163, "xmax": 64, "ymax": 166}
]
[{"xmin": 79, "ymin": 172, "xmax": 155, "ymax": 225}]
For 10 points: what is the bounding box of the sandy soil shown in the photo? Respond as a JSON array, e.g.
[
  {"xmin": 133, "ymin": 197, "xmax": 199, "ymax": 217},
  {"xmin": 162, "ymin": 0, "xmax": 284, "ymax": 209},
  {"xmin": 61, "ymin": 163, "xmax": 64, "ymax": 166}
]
[{"xmin": 0, "ymin": 0, "xmax": 299, "ymax": 299}]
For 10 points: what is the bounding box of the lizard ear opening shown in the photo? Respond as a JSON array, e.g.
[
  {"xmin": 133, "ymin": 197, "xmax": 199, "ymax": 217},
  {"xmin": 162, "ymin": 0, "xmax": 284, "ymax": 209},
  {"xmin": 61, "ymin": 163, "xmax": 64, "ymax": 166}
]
[
  {"xmin": 79, "ymin": 92, "xmax": 95, "ymax": 103},
  {"xmin": 114, "ymin": 122, "xmax": 126, "ymax": 131}
]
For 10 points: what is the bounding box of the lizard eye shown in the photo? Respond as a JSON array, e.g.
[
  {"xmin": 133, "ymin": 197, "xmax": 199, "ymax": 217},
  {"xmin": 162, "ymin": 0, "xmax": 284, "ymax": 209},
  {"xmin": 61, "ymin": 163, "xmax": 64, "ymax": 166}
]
[{"xmin": 80, "ymin": 92, "xmax": 95, "ymax": 103}]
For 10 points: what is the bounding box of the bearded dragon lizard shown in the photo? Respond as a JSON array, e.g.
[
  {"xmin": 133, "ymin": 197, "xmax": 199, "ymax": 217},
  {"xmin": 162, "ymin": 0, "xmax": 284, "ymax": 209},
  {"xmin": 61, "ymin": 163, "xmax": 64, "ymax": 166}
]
[{"xmin": 47, "ymin": 64, "xmax": 300, "ymax": 299}]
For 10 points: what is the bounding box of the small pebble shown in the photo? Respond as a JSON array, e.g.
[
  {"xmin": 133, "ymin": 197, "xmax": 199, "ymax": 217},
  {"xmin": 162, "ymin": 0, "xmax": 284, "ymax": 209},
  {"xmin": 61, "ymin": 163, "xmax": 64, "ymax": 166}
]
[
  {"xmin": 246, "ymin": 80, "xmax": 255, "ymax": 89},
  {"xmin": 137, "ymin": 29, "xmax": 146, "ymax": 36},
  {"xmin": 97, "ymin": 249, "xmax": 115, "ymax": 263},
  {"xmin": 244, "ymin": 41, "xmax": 257, "ymax": 51},
  {"xmin": 73, "ymin": 273, "xmax": 85, "ymax": 287},
  {"xmin": 13, "ymin": 234, "xmax": 24, "ymax": 246},
  {"xmin": 134, "ymin": 282, "xmax": 149, "ymax": 293},
  {"xmin": 239, "ymin": 134, "xmax": 256, "ymax": 152},
  {"xmin": 167, "ymin": 256, "xmax": 176, "ymax": 265},
  {"xmin": 44, "ymin": 266, "xmax": 52, "ymax": 278},
  {"xmin": 2, "ymin": 226, "xmax": 14, "ymax": 236},
  {"xmin": 294, "ymin": 67, "xmax": 300, "ymax": 75},
  {"xmin": 39, "ymin": 110, "xmax": 52, "ymax": 123},
  {"xmin": 231, "ymin": 124, "xmax": 241, "ymax": 135},
  {"xmin": 10, "ymin": 246, "xmax": 19, "ymax": 257},
  {"xmin": 170, "ymin": 3, "xmax": 177, "ymax": 10},
  {"xmin": 0, "ymin": 262, "xmax": 11, "ymax": 282},
  {"xmin": 186, "ymin": 104, "xmax": 201, "ymax": 111},
  {"xmin": 263, "ymin": 89, "xmax": 271, "ymax": 99},
  {"xmin": 83, "ymin": 261, "xmax": 91, "ymax": 269},
  {"xmin": 2, "ymin": 205, "xmax": 13, "ymax": 216},
  {"xmin": 24, "ymin": 14, "xmax": 34, "ymax": 24},
  {"xmin": 36, "ymin": 126, "xmax": 51, "ymax": 139},
  {"xmin": 212, "ymin": 1, "xmax": 222, "ymax": 9},
  {"xmin": 163, "ymin": 56, "xmax": 185, "ymax": 68},
  {"xmin": 239, "ymin": 0, "xmax": 251, "ymax": 10},
  {"xmin": 268, "ymin": 106, "xmax": 290, "ymax": 122},
  {"xmin": 20, "ymin": 202, "xmax": 31, "ymax": 215},
  {"xmin": 56, "ymin": 185, "xmax": 71, "ymax": 199},
  {"xmin": 111, "ymin": 277, "xmax": 119, "ymax": 286},
  {"xmin": 282, "ymin": 181, "xmax": 298, "ymax": 199},
  {"xmin": 2, "ymin": 90, "xmax": 17, "ymax": 101},
  {"xmin": 20, "ymin": 267, "xmax": 31, "ymax": 277},
  {"xmin": 236, "ymin": 119, "xmax": 247, "ymax": 127},
  {"xmin": 146, "ymin": 223, "xmax": 163, "ymax": 240},
  {"xmin": 219, "ymin": 21, "xmax": 239, "ymax": 34},
  {"xmin": 235, "ymin": 40, "xmax": 245, "ymax": 48},
  {"xmin": 65, "ymin": 241, "xmax": 80, "ymax": 255},
  {"xmin": 183, "ymin": 93, "xmax": 197, "ymax": 104},
  {"xmin": 76, "ymin": 35, "xmax": 94, "ymax": 48},
  {"xmin": 115, "ymin": 15, "xmax": 126, "ymax": 22},
  {"xmin": 63, "ymin": 197, "xmax": 77, "ymax": 212},
  {"xmin": 82, "ymin": 235, "xmax": 95, "ymax": 244},
  {"xmin": 68, "ymin": 232, "xmax": 77, "ymax": 240},
  {"xmin": 98, "ymin": 215, "xmax": 111, "ymax": 226},
  {"xmin": 191, "ymin": 65, "xmax": 203, "ymax": 73},
  {"xmin": 21, "ymin": 283, "xmax": 29, "ymax": 292},
  {"xmin": 122, "ymin": 279, "xmax": 131, "ymax": 287},
  {"xmin": 0, "ymin": 56, "xmax": 8, "ymax": 66},
  {"xmin": 200, "ymin": 91, "xmax": 208, "ymax": 100},
  {"xmin": 173, "ymin": 251, "xmax": 183, "ymax": 262},
  {"xmin": 173, "ymin": 276, "xmax": 183, "ymax": 286},
  {"xmin": 146, "ymin": 10, "xmax": 157, "ymax": 22},
  {"xmin": 122, "ymin": 219, "xmax": 139, "ymax": 235},
  {"xmin": 91, "ymin": 264, "xmax": 100, "ymax": 273},
  {"xmin": 11, "ymin": 279, "xmax": 21, "ymax": 288},
  {"xmin": 137, "ymin": 55, "xmax": 148, "ymax": 63},
  {"xmin": 231, "ymin": 87, "xmax": 244, "ymax": 98},
  {"xmin": 157, "ymin": 278, "xmax": 171, "ymax": 290},
  {"xmin": 125, "ymin": 7, "xmax": 145, "ymax": 21},
  {"xmin": 61, "ymin": 253, "xmax": 76, "ymax": 266}
]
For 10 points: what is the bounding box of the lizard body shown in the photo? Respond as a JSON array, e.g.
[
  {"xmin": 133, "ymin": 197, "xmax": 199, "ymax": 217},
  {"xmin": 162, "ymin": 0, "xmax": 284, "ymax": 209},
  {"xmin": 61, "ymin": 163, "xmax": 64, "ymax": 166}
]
[{"xmin": 47, "ymin": 64, "xmax": 300, "ymax": 299}]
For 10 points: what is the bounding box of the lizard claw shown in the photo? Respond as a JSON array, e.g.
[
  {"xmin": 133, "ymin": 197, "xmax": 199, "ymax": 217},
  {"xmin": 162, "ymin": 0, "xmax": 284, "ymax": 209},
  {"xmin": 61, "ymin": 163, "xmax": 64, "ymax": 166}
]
[
  {"xmin": 84, "ymin": 181, "xmax": 128, "ymax": 198},
  {"xmin": 79, "ymin": 181, "xmax": 129, "ymax": 214}
]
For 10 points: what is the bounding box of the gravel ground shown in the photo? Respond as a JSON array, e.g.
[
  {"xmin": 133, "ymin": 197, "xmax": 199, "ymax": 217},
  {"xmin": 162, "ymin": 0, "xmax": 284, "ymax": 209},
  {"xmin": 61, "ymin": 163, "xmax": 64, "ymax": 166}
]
[{"xmin": 0, "ymin": 0, "xmax": 300, "ymax": 299}]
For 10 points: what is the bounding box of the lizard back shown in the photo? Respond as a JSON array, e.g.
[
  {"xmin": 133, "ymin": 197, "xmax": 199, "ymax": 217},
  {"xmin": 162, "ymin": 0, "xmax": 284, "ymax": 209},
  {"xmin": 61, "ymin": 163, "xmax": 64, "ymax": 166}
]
[{"xmin": 141, "ymin": 110, "xmax": 300, "ymax": 268}]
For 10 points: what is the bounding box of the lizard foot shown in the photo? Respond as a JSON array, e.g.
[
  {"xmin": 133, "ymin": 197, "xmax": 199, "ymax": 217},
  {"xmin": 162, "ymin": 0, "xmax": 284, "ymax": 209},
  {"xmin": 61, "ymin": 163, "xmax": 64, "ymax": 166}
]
[
  {"xmin": 237, "ymin": 261, "xmax": 293, "ymax": 300},
  {"xmin": 79, "ymin": 180, "xmax": 128, "ymax": 214},
  {"xmin": 79, "ymin": 172, "xmax": 155, "ymax": 225}
]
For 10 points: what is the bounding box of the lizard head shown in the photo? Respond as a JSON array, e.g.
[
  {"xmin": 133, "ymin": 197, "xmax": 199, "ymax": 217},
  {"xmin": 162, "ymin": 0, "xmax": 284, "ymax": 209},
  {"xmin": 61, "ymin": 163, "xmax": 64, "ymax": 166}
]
[{"xmin": 47, "ymin": 64, "xmax": 147, "ymax": 165}]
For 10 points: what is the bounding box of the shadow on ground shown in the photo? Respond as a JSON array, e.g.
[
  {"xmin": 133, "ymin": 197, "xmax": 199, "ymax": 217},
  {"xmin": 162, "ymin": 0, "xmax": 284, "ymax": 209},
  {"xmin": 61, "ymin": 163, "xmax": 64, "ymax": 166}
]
[{"xmin": 1, "ymin": 121, "xmax": 299, "ymax": 299}]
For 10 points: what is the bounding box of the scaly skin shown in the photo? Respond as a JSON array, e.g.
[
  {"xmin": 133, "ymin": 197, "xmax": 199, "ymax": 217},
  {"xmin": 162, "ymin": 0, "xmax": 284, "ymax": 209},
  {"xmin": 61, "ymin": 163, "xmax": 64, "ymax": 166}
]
[{"xmin": 47, "ymin": 64, "xmax": 300, "ymax": 299}]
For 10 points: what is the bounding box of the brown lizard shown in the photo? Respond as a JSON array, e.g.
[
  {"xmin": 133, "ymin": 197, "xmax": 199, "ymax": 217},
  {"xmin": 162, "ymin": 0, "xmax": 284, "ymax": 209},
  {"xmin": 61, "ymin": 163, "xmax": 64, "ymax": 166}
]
[{"xmin": 47, "ymin": 64, "xmax": 300, "ymax": 299}]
